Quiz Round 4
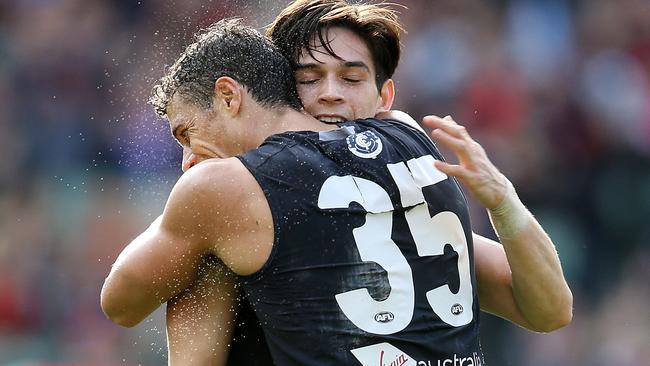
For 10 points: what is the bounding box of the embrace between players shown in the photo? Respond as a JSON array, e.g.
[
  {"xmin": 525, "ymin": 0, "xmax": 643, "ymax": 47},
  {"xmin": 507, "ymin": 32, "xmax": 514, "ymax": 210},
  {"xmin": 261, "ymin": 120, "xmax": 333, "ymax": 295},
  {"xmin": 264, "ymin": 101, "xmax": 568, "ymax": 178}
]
[{"xmin": 100, "ymin": 1, "xmax": 573, "ymax": 365}]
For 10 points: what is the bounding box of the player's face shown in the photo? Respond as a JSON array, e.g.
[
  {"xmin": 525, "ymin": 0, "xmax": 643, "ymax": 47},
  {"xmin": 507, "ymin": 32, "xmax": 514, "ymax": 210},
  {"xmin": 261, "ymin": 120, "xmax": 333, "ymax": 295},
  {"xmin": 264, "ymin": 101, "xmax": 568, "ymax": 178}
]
[
  {"xmin": 166, "ymin": 93, "xmax": 229, "ymax": 172},
  {"xmin": 295, "ymin": 27, "xmax": 394, "ymax": 123}
]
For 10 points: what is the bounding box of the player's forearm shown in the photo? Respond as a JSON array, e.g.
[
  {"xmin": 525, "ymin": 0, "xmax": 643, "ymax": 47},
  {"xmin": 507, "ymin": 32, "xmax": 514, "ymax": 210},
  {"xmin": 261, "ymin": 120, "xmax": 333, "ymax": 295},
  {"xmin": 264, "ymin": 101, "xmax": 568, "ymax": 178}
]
[
  {"xmin": 167, "ymin": 258, "xmax": 238, "ymax": 366},
  {"xmin": 101, "ymin": 221, "xmax": 162, "ymax": 326},
  {"xmin": 488, "ymin": 181, "xmax": 573, "ymax": 332},
  {"xmin": 101, "ymin": 217, "xmax": 202, "ymax": 327}
]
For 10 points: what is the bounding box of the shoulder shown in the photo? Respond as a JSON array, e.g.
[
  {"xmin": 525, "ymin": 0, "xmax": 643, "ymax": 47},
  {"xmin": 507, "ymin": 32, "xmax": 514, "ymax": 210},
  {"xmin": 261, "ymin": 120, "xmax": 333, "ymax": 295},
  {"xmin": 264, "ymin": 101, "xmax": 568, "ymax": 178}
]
[
  {"xmin": 374, "ymin": 110, "xmax": 426, "ymax": 134},
  {"xmin": 170, "ymin": 158, "xmax": 273, "ymax": 275},
  {"xmin": 169, "ymin": 158, "xmax": 252, "ymax": 206},
  {"xmin": 162, "ymin": 158, "xmax": 262, "ymax": 242}
]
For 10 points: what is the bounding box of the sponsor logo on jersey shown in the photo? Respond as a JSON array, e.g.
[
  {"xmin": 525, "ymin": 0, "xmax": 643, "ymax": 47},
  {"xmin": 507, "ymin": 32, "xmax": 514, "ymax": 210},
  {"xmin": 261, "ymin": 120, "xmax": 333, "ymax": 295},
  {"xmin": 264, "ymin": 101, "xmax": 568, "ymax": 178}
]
[
  {"xmin": 451, "ymin": 303, "xmax": 464, "ymax": 316},
  {"xmin": 351, "ymin": 343, "xmax": 482, "ymax": 366},
  {"xmin": 381, "ymin": 350, "xmax": 410, "ymax": 366},
  {"xmin": 417, "ymin": 352, "xmax": 482, "ymax": 366},
  {"xmin": 351, "ymin": 343, "xmax": 417, "ymax": 366},
  {"xmin": 346, "ymin": 131, "xmax": 383, "ymax": 159},
  {"xmin": 375, "ymin": 311, "xmax": 395, "ymax": 323}
]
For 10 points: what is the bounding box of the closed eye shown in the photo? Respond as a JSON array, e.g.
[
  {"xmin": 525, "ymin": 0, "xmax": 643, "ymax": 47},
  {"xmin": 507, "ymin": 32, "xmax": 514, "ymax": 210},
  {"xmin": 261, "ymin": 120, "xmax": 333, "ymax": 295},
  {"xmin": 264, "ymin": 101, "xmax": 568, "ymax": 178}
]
[
  {"xmin": 298, "ymin": 78, "xmax": 319, "ymax": 85},
  {"xmin": 343, "ymin": 77, "xmax": 361, "ymax": 83},
  {"xmin": 174, "ymin": 130, "xmax": 189, "ymax": 147},
  {"xmin": 173, "ymin": 123, "xmax": 193, "ymax": 147},
  {"xmin": 180, "ymin": 130, "xmax": 190, "ymax": 145}
]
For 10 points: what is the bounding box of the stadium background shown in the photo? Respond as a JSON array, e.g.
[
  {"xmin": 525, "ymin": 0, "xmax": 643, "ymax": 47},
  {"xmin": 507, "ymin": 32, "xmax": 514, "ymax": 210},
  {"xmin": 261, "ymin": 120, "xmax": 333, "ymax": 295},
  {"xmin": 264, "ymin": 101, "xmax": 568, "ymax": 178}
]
[{"xmin": 0, "ymin": 0, "xmax": 648, "ymax": 364}]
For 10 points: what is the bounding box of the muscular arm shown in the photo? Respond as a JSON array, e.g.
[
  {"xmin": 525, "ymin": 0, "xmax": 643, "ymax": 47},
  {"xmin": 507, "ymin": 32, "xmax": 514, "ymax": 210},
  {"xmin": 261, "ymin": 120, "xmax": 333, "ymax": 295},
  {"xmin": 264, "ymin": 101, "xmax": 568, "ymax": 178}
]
[
  {"xmin": 161, "ymin": 158, "xmax": 273, "ymax": 366},
  {"xmin": 100, "ymin": 159, "xmax": 249, "ymax": 330},
  {"xmin": 422, "ymin": 115, "xmax": 572, "ymax": 332},
  {"xmin": 100, "ymin": 213, "xmax": 209, "ymax": 327}
]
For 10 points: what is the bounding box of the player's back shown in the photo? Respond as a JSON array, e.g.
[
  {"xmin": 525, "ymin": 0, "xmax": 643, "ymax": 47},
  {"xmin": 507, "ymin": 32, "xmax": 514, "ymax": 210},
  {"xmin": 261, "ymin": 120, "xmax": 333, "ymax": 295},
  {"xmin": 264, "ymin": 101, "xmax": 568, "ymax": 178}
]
[{"xmin": 237, "ymin": 118, "xmax": 484, "ymax": 366}]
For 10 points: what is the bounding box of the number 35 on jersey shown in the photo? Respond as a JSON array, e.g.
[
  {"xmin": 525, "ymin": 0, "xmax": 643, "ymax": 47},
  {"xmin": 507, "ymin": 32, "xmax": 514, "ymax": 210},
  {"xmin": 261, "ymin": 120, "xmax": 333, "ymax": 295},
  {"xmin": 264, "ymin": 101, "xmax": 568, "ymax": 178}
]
[{"xmin": 318, "ymin": 155, "xmax": 474, "ymax": 335}]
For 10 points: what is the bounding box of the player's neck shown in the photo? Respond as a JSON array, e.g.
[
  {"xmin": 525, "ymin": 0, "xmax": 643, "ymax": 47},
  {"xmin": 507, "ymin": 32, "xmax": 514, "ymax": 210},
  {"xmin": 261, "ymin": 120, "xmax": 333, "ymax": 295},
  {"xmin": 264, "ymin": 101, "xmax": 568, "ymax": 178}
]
[
  {"xmin": 277, "ymin": 108, "xmax": 337, "ymax": 132},
  {"xmin": 250, "ymin": 107, "xmax": 337, "ymax": 144}
]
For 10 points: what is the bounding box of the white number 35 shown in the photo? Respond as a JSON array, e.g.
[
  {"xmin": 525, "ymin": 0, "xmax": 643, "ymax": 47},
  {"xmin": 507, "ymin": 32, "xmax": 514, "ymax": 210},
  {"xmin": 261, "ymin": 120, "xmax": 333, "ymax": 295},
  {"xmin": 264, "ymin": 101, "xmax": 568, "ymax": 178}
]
[{"xmin": 318, "ymin": 155, "xmax": 473, "ymax": 335}]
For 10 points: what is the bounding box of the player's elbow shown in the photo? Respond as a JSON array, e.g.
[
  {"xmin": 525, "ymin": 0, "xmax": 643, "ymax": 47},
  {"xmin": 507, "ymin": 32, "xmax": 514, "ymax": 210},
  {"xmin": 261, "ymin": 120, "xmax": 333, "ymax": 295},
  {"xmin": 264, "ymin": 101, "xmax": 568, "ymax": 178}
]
[
  {"xmin": 101, "ymin": 293, "xmax": 141, "ymax": 328},
  {"xmin": 100, "ymin": 273, "xmax": 148, "ymax": 328},
  {"xmin": 551, "ymin": 292, "xmax": 574, "ymax": 331},
  {"xmin": 536, "ymin": 310, "xmax": 572, "ymax": 333},
  {"xmin": 532, "ymin": 289, "xmax": 574, "ymax": 333},
  {"xmin": 101, "ymin": 289, "xmax": 140, "ymax": 328}
]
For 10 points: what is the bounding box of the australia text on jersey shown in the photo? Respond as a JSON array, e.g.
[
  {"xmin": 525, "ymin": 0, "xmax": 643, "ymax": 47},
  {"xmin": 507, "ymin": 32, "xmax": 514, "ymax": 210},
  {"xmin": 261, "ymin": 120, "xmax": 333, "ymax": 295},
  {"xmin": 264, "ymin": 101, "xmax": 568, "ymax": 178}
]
[
  {"xmin": 374, "ymin": 349, "xmax": 482, "ymax": 366},
  {"xmin": 417, "ymin": 352, "xmax": 483, "ymax": 366}
]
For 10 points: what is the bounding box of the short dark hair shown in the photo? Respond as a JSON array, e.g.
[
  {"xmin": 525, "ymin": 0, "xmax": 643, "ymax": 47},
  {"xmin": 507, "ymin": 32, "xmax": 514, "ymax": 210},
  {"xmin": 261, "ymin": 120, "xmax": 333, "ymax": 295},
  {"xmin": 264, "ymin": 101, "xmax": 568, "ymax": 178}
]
[
  {"xmin": 150, "ymin": 18, "xmax": 302, "ymax": 118},
  {"xmin": 267, "ymin": 0, "xmax": 404, "ymax": 90}
]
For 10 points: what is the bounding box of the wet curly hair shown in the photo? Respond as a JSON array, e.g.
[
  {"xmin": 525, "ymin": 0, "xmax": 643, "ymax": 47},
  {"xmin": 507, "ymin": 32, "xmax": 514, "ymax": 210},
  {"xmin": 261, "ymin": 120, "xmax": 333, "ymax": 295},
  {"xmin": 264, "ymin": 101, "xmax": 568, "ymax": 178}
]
[{"xmin": 150, "ymin": 18, "xmax": 302, "ymax": 118}]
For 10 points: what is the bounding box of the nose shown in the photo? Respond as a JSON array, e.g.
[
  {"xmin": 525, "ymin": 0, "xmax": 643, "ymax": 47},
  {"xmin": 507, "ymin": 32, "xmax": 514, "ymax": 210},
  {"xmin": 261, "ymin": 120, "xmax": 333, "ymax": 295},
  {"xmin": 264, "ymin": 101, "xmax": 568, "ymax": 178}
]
[
  {"xmin": 318, "ymin": 77, "xmax": 343, "ymax": 104},
  {"xmin": 181, "ymin": 148, "xmax": 199, "ymax": 172}
]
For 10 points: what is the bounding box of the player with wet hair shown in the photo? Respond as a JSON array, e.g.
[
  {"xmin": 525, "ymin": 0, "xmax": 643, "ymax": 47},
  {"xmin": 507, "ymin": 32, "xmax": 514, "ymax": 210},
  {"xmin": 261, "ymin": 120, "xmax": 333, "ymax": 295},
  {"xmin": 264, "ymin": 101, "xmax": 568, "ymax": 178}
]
[
  {"xmin": 115, "ymin": 1, "xmax": 572, "ymax": 365},
  {"xmin": 166, "ymin": 3, "xmax": 572, "ymax": 365},
  {"xmin": 102, "ymin": 18, "xmax": 487, "ymax": 365}
]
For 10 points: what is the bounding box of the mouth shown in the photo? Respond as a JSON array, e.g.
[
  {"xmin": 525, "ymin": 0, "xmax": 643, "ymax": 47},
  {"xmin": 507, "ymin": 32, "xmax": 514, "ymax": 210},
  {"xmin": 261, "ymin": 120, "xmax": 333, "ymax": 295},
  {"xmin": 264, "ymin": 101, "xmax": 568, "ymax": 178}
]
[{"xmin": 317, "ymin": 115, "xmax": 347, "ymax": 123}]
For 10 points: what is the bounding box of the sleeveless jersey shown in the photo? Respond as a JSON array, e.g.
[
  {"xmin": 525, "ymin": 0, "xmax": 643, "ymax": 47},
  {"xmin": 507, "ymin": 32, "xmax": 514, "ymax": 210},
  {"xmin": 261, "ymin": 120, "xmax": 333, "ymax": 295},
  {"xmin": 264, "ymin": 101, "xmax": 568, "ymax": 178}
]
[
  {"xmin": 237, "ymin": 118, "xmax": 484, "ymax": 366},
  {"xmin": 226, "ymin": 296, "xmax": 274, "ymax": 365}
]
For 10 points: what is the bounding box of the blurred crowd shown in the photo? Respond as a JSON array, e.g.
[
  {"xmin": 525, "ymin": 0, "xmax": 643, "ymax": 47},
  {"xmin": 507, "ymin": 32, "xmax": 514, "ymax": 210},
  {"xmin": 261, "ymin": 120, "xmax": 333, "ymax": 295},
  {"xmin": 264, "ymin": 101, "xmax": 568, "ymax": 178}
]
[{"xmin": 0, "ymin": 0, "xmax": 648, "ymax": 365}]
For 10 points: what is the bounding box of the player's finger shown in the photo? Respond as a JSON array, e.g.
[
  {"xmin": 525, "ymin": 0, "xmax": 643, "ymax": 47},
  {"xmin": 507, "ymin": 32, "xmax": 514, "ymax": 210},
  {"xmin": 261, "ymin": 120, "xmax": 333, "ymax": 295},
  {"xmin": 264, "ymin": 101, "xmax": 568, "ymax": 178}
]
[
  {"xmin": 422, "ymin": 115, "xmax": 444, "ymax": 129},
  {"xmin": 430, "ymin": 128, "xmax": 476, "ymax": 163},
  {"xmin": 422, "ymin": 115, "xmax": 468, "ymax": 140},
  {"xmin": 433, "ymin": 160, "xmax": 467, "ymax": 179},
  {"xmin": 430, "ymin": 128, "xmax": 465, "ymax": 152}
]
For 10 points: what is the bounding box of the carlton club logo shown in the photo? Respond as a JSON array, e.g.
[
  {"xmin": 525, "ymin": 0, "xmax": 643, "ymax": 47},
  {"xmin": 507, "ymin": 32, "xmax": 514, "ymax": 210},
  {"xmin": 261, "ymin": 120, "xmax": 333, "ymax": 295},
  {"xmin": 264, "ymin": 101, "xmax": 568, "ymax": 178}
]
[{"xmin": 346, "ymin": 130, "xmax": 383, "ymax": 159}]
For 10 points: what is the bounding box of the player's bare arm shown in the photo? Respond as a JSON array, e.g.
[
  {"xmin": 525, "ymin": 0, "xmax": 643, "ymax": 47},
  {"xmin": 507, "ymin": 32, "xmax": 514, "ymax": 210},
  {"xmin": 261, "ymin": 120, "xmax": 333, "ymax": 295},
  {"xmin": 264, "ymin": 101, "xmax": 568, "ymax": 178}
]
[
  {"xmin": 165, "ymin": 158, "xmax": 275, "ymax": 366},
  {"xmin": 375, "ymin": 111, "xmax": 572, "ymax": 331},
  {"xmin": 165, "ymin": 258, "xmax": 237, "ymax": 366},
  {"xmin": 101, "ymin": 159, "xmax": 236, "ymax": 327},
  {"xmin": 423, "ymin": 115, "xmax": 573, "ymax": 332},
  {"xmin": 166, "ymin": 256, "xmax": 239, "ymax": 366},
  {"xmin": 100, "ymin": 157, "xmax": 273, "ymax": 332}
]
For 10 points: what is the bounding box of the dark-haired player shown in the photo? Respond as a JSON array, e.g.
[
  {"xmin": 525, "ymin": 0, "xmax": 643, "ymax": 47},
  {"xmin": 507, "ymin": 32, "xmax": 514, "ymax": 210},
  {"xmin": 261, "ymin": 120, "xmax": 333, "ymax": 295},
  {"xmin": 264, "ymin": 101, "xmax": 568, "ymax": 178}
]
[
  {"xmin": 102, "ymin": 18, "xmax": 487, "ymax": 365},
  {"xmin": 166, "ymin": 3, "xmax": 572, "ymax": 365}
]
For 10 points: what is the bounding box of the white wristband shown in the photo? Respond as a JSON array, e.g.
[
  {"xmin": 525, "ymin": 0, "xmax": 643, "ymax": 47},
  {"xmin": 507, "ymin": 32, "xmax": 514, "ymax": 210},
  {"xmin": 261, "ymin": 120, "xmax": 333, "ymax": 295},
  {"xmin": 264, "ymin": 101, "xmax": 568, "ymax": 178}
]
[{"xmin": 488, "ymin": 179, "xmax": 530, "ymax": 240}]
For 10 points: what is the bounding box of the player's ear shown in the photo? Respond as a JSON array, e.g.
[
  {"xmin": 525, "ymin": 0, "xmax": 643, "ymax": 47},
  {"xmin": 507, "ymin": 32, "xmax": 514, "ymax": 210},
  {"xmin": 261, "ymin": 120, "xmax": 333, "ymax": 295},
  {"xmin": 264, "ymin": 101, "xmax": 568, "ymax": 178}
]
[
  {"xmin": 376, "ymin": 78, "xmax": 395, "ymax": 113},
  {"xmin": 214, "ymin": 76, "xmax": 242, "ymax": 116}
]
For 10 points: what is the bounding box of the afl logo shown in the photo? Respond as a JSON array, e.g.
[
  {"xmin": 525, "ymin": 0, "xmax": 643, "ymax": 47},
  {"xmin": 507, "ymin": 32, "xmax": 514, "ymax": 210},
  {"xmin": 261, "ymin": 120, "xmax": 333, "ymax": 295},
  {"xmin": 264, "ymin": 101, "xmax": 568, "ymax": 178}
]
[
  {"xmin": 451, "ymin": 303, "xmax": 464, "ymax": 316},
  {"xmin": 374, "ymin": 311, "xmax": 395, "ymax": 323},
  {"xmin": 346, "ymin": 131, "xmax": 383, "ymax": 159}
]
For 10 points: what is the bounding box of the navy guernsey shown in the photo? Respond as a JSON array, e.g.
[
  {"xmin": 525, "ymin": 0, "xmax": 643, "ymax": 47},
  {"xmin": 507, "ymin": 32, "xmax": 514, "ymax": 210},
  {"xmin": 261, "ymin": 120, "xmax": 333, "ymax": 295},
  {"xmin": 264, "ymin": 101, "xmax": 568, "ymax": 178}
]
[{"xmin": 237, "ymin": 118, "xmax": 484, "ymax": 366}]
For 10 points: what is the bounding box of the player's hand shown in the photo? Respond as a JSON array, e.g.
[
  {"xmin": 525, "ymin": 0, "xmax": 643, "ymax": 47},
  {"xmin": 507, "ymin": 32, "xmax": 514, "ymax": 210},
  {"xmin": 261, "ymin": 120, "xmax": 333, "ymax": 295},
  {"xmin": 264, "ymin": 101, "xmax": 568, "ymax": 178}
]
[{"xmin": 423, "ymin": 115, "xmax": 508, "ymax": 210}]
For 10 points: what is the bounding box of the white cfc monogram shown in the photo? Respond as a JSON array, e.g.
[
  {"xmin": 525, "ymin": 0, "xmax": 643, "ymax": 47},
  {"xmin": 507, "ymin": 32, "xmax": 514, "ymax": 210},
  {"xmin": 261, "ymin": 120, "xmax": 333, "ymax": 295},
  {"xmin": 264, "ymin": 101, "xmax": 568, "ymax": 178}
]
[{"xmin": 317, "ymin": 155, "xmax": 473, "ymax": 335}]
